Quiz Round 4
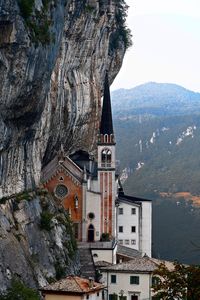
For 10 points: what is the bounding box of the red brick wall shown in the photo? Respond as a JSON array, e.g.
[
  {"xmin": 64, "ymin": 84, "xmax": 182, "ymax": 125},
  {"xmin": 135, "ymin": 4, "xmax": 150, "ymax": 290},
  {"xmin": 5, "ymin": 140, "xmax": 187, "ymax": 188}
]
[
  {"xmin": 43, "ymin": 171, "xmax": 82, "ymax": 240},
  {"xmin": 100, "ymin": 171, "xmax": 113, "ymax": 236}
]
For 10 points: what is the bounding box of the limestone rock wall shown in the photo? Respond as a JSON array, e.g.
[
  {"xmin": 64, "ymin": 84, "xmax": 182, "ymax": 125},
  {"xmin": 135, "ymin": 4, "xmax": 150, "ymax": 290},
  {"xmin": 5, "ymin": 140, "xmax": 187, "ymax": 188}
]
[
  {"xmin": 0, "ymin": 191, "xmax": 79, "ymax": 291},
  {"xmin": 0, "ymin": 0, "xmax": 126, "ymax": 197}
]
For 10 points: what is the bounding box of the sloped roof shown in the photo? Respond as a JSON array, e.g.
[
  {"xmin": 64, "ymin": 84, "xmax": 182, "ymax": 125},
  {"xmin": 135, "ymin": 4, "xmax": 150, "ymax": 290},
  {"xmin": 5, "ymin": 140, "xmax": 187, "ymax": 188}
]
[
  {"xmin": 41, "ymin": 276, "xmax": 104, "ymax": 294},
  {"xmin": 41, "ymin": 153, "xmax": 83, "ymax": 184},
  {"xmin": 118, "ymin": 190, "xmax": 152, "ymax": 204},
  {"xmin": 100, "ymin": 255, "xmax": 177, "ymax": 274},
  {"xmin": 117, "ymin": 245, "xmax": 142, "ymax": 259},
  {"xmin": 150, "ymin": 257, "xmax": 176, "ymax": 271},
  {"xmin": 100, "ymin": 256, "xmax": 157, "ymax": 273},
  {"xmin": 69, "ymin": 150, "xmax": 98, "ymax": 178},
  {"xmin": 94, "ymin": 260, "xmax": 113, "ymax": 267}
]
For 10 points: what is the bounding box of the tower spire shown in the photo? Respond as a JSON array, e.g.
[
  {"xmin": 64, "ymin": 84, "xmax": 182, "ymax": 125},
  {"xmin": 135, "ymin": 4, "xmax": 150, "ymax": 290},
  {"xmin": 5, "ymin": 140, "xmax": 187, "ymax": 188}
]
[{"xmin": 100, "ymin": 72, "xmax": 114, "ymax": 135}]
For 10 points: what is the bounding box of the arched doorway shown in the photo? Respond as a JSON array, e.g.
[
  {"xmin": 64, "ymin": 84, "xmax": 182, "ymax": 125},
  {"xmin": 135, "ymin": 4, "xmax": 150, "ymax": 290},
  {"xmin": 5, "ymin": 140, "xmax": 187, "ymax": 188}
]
[{"xmin": 88, "ymin": 224, "xmax": 95, "ymax": 242}]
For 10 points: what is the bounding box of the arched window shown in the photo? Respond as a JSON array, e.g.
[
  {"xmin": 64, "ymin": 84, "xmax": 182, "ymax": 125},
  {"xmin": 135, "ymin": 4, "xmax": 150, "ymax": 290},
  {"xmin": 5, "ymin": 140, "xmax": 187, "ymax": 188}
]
[
  {"xmin": 88, "ymin": 224, "xmax": 95, "ymax": 242},
  {"xmin": 101, "ymin": 149, "xmax": 112, "ymax": 167},
  {"xmin": 104, "ymin": 134, "xmax": 108, "ymax": 143}
]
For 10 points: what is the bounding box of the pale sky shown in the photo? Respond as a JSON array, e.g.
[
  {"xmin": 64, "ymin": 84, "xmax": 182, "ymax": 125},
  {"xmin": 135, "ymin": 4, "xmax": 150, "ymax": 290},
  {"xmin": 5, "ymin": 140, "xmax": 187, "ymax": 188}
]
[{"xmin": 111, "ymin": 0, "xmax": 200, "ymax": 92}]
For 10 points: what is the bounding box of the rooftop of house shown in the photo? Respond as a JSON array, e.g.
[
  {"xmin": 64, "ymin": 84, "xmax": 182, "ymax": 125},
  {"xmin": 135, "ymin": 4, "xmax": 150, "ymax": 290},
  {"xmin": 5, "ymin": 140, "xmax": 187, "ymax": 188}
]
[
  {"xmin": 100, "ymin": 255, "xmax": 176, "ymax": 274},
  {"xmin": 94, "ymin": 260, "xmax": 113, "ymax": 267},
  {"xmin": 150, "ymin": 257, "xmax": 176, "ymax": 271},
  {"xmin": 117, "ymin": 189, "xmax": 152, "ymax": 204},
  {"xmin": 41, "ymin": 276, "xmax": 104, "ymax": 294},
  {"xmin": 69, "ymin": 150, "xmax": 98, "ymax": 178},
  {"xmin": 117, "ymin": 245, "xmax": 142, "ymax": 259},
  {"xmin": 100, "ymin": 256, "xmax": 157, "ymax": 273}
]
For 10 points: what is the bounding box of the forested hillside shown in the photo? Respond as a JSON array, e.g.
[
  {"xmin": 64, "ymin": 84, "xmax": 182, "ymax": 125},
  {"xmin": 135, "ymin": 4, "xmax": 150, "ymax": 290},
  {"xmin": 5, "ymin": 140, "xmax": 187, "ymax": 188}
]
[{"xmin": 112, "ymin": 82, "xmax": 200, "ymax": 264}]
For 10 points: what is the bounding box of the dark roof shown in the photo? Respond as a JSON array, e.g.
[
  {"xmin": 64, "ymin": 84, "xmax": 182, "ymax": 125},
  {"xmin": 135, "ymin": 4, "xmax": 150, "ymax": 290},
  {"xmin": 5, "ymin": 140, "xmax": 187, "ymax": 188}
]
[
  {"xmin": 94, "ymin": 260, "xmax": 113, "ymax": 267},
  {"xmin": 69, "ymin": 150, "xmax": 98, "ymax": 178},
  {"xmin": 117, "ymin": 245, "xmax": 142, "ymax": 259},
  {"xmin": 118, "ymin": 190, "xmax": 152, "ymax": 204},
  {"xmin": 100, "ymin": 72, "xmax": 114, "ymax": 135},
  {"xmin": 69, "ymin": 150, "xmax": 90, "ymax": 162}
]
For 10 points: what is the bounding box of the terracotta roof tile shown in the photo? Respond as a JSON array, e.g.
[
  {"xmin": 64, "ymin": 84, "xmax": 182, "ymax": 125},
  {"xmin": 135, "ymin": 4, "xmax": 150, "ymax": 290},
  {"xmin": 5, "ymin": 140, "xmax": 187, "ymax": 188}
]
[{"xmin": 41, "ymin": 276, "xmax": 104, "ymax": 294}]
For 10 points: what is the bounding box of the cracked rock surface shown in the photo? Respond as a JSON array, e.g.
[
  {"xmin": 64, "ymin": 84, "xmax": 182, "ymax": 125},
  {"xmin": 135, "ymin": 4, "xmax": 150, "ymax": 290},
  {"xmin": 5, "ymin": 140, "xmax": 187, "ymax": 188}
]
[
  {"xmin": 0, "ymin": 0, "xmax": 125, "ymax": 197},
  {"xmin": 0, "ymin": 192, "xmax": 79, "ymax": 291}
]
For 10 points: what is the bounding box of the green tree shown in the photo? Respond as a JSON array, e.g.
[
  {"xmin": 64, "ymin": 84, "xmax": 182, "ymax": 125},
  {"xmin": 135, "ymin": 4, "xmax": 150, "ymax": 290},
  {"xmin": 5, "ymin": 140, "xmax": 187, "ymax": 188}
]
[
  {"xmin": 187, "ymin": 265, "xmax": 200, "ymax": 299},
  {"xmin": 0, "ymin": 279, "xmax": 40, "ymax": 300},
  {"xmin": 152, "ymin": 262, "xmax": 200, "ymax": 300}
]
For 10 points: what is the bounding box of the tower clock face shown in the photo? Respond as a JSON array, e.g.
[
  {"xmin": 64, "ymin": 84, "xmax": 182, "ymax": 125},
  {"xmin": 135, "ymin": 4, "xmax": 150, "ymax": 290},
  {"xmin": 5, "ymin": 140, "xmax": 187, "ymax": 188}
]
[{"xmin": 55, "ymin": 184, "xmax": 68, "ymax": 198}]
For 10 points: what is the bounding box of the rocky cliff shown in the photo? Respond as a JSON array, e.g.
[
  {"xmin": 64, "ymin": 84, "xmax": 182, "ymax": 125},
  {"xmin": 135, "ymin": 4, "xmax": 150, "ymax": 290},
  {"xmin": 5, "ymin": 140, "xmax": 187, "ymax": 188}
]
[
  {"xmin": 0, "ymin": 190, "xmax": 79, "ymax": 291},
  {"xmin": 0, "ymin": 0, "xmax": 128, "ymax": 198}
]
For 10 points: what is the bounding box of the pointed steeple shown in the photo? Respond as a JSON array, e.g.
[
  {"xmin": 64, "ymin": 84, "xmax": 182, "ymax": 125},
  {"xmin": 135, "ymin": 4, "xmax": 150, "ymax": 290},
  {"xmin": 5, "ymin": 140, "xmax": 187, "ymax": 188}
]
[{"xmin": 100, "ymin": 72, "xmax": 114, "ymax": 135}]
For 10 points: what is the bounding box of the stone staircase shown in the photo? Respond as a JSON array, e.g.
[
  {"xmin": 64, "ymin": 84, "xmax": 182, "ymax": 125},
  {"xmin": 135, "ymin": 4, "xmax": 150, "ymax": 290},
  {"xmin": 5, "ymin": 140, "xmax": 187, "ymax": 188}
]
[{"xmin": 78, "ymin": 247, "xmax": 96, "ymax": 279}]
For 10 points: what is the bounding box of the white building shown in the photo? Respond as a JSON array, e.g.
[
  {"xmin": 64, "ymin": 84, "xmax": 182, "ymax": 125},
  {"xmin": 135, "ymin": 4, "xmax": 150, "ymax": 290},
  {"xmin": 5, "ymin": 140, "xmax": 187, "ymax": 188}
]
[
  {"xmin": 42, "ymin": 73, "xmax": 152, "ymax": 258},
  {"xmin": 41, "ymin": 276, "xmax": 105, "ymax": 300},
  {"xmin": 100, "ymin": 256, "xmax": 156, "ymax": 300},
  {"xmin": 117, "ymin": 190, "xmax": 152, "ymax": 257}
]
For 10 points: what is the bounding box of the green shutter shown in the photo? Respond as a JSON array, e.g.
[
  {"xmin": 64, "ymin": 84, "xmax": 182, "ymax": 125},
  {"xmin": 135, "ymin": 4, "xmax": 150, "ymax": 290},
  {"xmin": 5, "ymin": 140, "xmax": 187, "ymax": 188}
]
[
  {"xmin": 109, "ymin": 294, "xmax": 118, "ymax": 300},
  {"xmin": 111, "ymin": 274, "xmax": 116, "ymax": 283},
  {"xmin": 130, "ymin": 276, "xmax": 139, "ymax": 284}
]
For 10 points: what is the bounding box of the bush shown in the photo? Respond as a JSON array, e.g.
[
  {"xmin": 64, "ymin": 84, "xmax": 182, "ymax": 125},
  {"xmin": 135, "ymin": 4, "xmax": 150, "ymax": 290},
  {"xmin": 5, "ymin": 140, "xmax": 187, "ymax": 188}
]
[
  {"xmin": 109, "ymin": 0, "xmax": 132, "ymax": 51},
  {"xmin": 40, "ymin": 211, "xmax": 53, "ymax": 231},
  {"xmin": 0, "ymin": 279, "xmax": 40, "ymax": 300},
  {"xmin": 18, "ymin": 0, "xmax": 53, "ymax": 45},
  {"xmin": 54, "ymin": 261, "xmax": 66, "ymax": 280},
  {"xmin": 101, "ymin": 233, "xmax": 110, "ymax": 241},
  {"xmin": 18, "ymin": 0, "xmax": 34, "ymax": 19}
]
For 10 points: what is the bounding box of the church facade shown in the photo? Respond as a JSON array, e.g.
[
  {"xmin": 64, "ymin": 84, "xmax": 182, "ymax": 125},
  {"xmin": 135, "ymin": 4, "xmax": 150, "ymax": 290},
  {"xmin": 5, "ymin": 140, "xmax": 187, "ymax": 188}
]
[{"xmin": 41, "ymin": 74, "xmax": 152, "ymax": 256}]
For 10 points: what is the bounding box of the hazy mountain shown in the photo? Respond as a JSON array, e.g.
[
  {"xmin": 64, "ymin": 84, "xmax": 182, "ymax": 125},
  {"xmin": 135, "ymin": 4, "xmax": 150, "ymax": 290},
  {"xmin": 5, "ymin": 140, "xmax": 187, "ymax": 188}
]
[
  {"xmin": 112, "ymin": 82, "xmax": 200, "ymax": 118},
  {"xmin": 112, "ymin": 82, "xmax": 200, "ymax": 264}
]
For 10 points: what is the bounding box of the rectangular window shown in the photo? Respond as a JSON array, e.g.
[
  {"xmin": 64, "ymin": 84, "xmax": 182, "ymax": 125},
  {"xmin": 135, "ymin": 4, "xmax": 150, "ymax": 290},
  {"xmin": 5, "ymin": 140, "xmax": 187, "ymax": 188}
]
[
  {"xmin": 118, "ymin": 239, "xmax": 123, "ymax": 245},
  {"xmin": 131, "ymin": 296, "xmax": 138, "ymax": 300},
  {"xmin": 102, "ymin": 291, "xmax": 105, "ymax": 300},
  {"xmin": 119, "ymin": 297, "xmax": 127, "ymax": 300},
  {"xmin": 131, "ymin": 226, "xmax": 136, "ymax": 233},
  {"xmin": 86, "ymin": 295, "xmax": 89, "ymax": 299},
  {"xmin": 111, "ymin": 274, "xmax": 117, "ymax": 284},
  {"xmin": 125, "ymin": 239, "xmax": 129, "ymax": 245},
  {"xmin": 130, "ymin": 276, "xmax": 139, "ymax": 285},
  {"xmin": 109, "ymin": 294, "xmax": 118, "ymax": 300},
  {"xmin": 152, "ymin": 276, "xmax": 159, "ymax": 286},
  {"xmin": 119, "ymin": 208, "xmax": 123, "ymax": 215},
  {"xmin": 131, "ymin": 239, "xmax": 136, "ymax": 245},
  {"xmin": 131, "ymin": 208, "xmax": 136, "ymax": 214},
  {"xmin": 97, "ymin": 292, "xmax": 99, "ymax": 297},
  {"xmin": 119, "ymin": 226, "xmax": 123, "ymax": 233},
  {"xmin": 73, "ymin": 223, "xmax": 79, "ymax": 239}
]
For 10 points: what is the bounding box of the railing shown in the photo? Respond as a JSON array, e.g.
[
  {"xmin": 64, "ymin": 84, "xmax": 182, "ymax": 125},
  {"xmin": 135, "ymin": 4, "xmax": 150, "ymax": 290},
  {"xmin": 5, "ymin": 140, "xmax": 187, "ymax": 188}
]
[{"xmin": 78, "ymin": 239, "xmax": 116, "ymax": 249}]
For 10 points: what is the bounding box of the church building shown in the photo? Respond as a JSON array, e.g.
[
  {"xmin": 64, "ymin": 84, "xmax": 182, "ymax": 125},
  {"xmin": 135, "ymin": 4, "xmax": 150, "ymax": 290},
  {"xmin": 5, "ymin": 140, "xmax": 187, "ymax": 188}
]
[{"xmin": 41, "ymin": 73, "xmax": 152, "ymax": 257}]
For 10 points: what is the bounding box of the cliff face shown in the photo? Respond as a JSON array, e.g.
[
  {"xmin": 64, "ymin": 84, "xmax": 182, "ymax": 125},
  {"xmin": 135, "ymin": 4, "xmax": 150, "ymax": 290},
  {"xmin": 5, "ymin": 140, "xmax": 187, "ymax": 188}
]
[
  {"xmin": 0, "ymin": 0, "xmax": 126, "ymax": 198},
  {"xmin": 0, "ymin": 191, "xmax": 78, "ymax": 291}
]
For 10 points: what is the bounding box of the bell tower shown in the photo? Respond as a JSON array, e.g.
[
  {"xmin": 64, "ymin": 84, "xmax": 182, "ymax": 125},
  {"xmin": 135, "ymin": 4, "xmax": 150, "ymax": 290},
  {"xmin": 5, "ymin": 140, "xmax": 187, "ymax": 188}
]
[{"xmin": 97, "ymin": 72, "xmax": 116, "ymax": 239}]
